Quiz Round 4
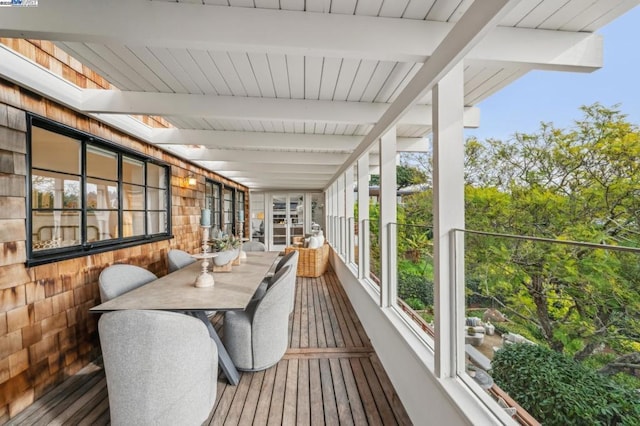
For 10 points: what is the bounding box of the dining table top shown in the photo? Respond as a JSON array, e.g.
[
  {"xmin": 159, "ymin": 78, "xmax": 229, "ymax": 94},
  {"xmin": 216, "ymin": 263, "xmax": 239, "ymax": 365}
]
[{"xmin": 90, "ymin": 251, "xmax": 280, "ymax": 313}]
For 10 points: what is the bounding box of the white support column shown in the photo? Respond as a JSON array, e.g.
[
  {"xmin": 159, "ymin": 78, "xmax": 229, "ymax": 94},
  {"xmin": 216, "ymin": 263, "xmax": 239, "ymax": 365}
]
[
  {"xmin": 432, "ymin": 61, "xmax": 465, "ymax": 379},
  {"xmin": 379, "ymin": 127, "xmax": 397, "ymax": 308},
  {"xmin": 327, "ymin": 184, "xmax": 333, "ymax": 246},
  {"xmin": 357, "ymin": 155, "xmax": 370, "ymax": 280},
  {"xmin": 337, "ymin": 173, "xmax": 346, "ymax": 256},
  {"xmin": 331, "ymin": 180, "xmax": 340, "ymax": 251},
  {"xmin": 345, "ymin": 166, "xmax": 355, "ymax": 264}
]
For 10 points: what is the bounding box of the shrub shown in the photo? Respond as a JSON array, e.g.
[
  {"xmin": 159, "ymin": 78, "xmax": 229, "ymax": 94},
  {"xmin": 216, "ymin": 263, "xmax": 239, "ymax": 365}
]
[
  {"xmin": 398, "ymin": 270, "xmax": 433, "ymax": 307},
  {"xmin": 492, "ymin": 344, "xmax": 640, "ymax": 425},
  {"xmin": 405, "ymin": 297, "xmax": 426, "ymax": 311}
]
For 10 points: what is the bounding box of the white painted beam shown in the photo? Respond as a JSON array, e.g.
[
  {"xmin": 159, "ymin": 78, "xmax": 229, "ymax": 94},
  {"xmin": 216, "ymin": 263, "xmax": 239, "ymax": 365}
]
[
  {"xmin": 84, "ymin": 91, "xmax": 480, "ymax": 127},
  {"xmin": 216, "ymin": 170, "xmax": 334, "ymax": 179},
  {"xmin": 175, "ymin": 147, "xmax": 349, "ymax": 164},
  {"xmin": 328, "ymin": 0, "xmax": 518, "ymax": 185},
  {"xmin": 152, "ymin": 129, "xmax": 431, "ymax": 152},
  {"xmin": 0, "ymin": 0, "xmax": 602, "ymax": 70},
  {"xmin": 196, "ymin": 162, "xmax": 339, "ymax": 174}
]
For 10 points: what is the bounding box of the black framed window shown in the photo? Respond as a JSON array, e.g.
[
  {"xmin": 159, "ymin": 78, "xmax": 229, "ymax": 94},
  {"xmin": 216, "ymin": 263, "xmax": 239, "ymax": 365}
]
[
  {"xmin": 236, "ymin": 190, "xmax": 245, "ymax": 234},
  {"xmin": 223, "ymin": 187, "xmax": 235, "ymax": 235},
  {"xmin": 28, "ymin": 115, "xmax": 171, "ymax": 266},
  {"xmin": 205, "ymin": 179, "xmax": 222, "ymax": 236}
]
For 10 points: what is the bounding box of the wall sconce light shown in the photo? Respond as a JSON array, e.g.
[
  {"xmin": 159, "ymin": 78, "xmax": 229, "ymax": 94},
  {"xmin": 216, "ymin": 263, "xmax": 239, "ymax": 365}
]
[{"xmin": 184, "ymin": 174, "xmax": 197, "ymax": 187}]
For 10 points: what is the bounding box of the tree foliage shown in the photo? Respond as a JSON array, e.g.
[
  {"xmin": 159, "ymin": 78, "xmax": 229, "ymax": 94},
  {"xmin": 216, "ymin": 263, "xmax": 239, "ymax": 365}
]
[
  {"xmin": 370, "ymin": 164, "xmax": 427, "ymax": 189},
  {"xmin": 463, "ymin": 104, "xmax": 640, "ymax": 359},
  {"xmin": 492, "ymin": 344, "xmax": 640, "ymax": 425}
]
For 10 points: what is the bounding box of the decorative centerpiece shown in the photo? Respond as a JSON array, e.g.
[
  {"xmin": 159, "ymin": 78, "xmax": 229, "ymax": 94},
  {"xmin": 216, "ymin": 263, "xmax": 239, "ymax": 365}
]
[
  {"xmin": 194, "ymin": 208, "xmax": 217, "ymax": 288},
  {"xmin": 210, "ymin": 235, "xmax": 241, "ymax": 269}
]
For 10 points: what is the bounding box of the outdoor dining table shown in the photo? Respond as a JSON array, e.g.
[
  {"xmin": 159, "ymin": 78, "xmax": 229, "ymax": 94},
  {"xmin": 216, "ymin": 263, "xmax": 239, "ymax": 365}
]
[{"xmin": 90, "ymin": 251, "xmax": 280, "ymax": 386}]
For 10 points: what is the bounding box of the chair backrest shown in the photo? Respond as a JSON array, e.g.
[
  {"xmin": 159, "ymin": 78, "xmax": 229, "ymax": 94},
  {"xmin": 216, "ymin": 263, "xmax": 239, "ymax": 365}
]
[
  {"xmin": 168, "ymin": 249, "xmax": 196, "ymax": 273},
  {"xmin": 99, "ymin": 310, "xmax": 217, "ymax": 425},
  {"xmin": 98, "ymin": 264, "xmax": 157, "ymax": 303},
  {"xmin": 243, "ymin": 241, "xmax": 266, "ymax": 252},
  {"xmin": 251, "ymin": 265, "xmax": 296, "ymax": 368},
  {"xmin": 274, "ymin": 249, "xmax": 298, "ymax": 274}
]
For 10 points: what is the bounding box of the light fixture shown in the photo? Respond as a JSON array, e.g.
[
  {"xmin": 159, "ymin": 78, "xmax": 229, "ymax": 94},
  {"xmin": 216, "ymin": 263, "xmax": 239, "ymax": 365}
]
[{"xmin": 184, "ymin": 173, "xmax": 197, "ymax": 187}]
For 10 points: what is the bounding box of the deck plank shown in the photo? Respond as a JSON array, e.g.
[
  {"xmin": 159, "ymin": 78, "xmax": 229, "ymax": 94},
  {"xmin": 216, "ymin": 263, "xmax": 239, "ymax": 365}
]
[
  {"xmin": 266, "ymin": 360, "xmax": 287, "ymax": 425},
  {"xmin": 5, "ymin": 270, "xmax": 411, "ymax": 426},
  {"xmin": 281, "ymin": 358, "xmax": 298, "ymax": 425},
  {"xmin": 340, "ymin": 357, "xmax": 369, "ymax": 425},
  {"xmin": 296, "ymin": 357, "xmax": 311, "ymax": 425},
  {"xmin": 351, "ymin": 357, "xmax": 384, "ymax": 426},
  {"xmin": 305, "ymin": 276, "xmax": 316, "ymax": 348},
  {"xmin": 48, "ymin": 377, "xmax": 107, "ymax": 425},
  {"xmin": 361, "ymin": 356, "xmax": 399, "ymax": 425},
  {"xmin": 237, "ymin": 369, "xmax": 265, "ymax": 424},
  {"xmin": 253, "ymin": 363, "xmax": 277, "ymax": 426},
  {"xmin": 330, "ymin": 357, "xmax": 355, "ymax": 426}
]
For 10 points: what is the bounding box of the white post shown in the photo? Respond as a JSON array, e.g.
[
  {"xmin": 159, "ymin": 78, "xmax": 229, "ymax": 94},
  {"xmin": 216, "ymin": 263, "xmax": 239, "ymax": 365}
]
[
  {"xmin": 433, "ymin": 61, "xmax": 465, "ymax": 379},
  {"xmin": 379, "ymin": 127, "xmax": 397, "ymax": 308},
  {"xmin": 345, "ymin": 166, "xmax": 355, "ymax": 264},
  {"xmin": 337, "ymin": 173, "xmax": 346, "ymax": 256},
  {"xmin": 357, "ymin": 154, "xmax": 370, "ymax": 280}
]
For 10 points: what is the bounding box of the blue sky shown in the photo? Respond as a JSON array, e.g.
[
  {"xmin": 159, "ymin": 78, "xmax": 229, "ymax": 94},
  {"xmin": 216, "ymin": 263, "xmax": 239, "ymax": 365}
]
[{"xmin": 465, "ymin": 6, "xmax": 640, "ymax": 141}]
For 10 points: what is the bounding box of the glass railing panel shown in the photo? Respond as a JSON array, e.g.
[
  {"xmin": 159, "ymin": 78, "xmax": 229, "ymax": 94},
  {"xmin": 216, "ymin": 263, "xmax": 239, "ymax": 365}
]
[
  {"xmin": 348, "ymin": 216, "xmax": 355, "ymax": 265},
  {"xmin": 460, "ymin": 230, "xmax": 640, "ymax": 424},
  {"xmin": 394, "ymin": 223, "xmax": 435, "ymax": 336},
  {"xmin": 339, "ymin": 216, "xmax": 346, "ymax": 256},
  {"xmin": 368, "ymin": 218, "xmax": 380, "ymax": 286}
]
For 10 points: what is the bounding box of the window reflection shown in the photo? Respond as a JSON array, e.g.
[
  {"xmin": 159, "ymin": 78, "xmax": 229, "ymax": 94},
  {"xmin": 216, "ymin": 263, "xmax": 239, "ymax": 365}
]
[
  {"xmin": 32, "ymin": 172, "xmax": 81, "ymax": 209},
  {"xmin": 31, "ymin": 211, "xmax": 81, "ymax": 251}
]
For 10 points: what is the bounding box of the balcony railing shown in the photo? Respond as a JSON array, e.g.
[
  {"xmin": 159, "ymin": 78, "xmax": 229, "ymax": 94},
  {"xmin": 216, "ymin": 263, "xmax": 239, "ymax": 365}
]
[{"xmin": 456, "ymin": 229, "xmax": 640, "ymax": 425}]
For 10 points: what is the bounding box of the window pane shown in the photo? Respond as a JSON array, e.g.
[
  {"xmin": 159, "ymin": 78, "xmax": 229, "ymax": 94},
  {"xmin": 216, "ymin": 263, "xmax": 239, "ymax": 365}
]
[
  {"xmin": 123, "ymin": 211, "xmax": 145, "ymax": 237},
  {"xmin": 146, "ymin": 188, "xmax": 166, "ymax": 211},
  {"xmin": 147, "ymin": 163, "xmax": 166, "ymax": 188},
  {"xmin": 147, "ymin": 211, "xmax": 167, "ymax": 234},
  {"xmin": 86, "ymin": 178, "xmax": 118, "ymax": 209},
  {"xmin": 123, "ymin": 184, "xmax": 145, "ymax": 210},
  {"xmin": 31, "ymin": 211, "xmax": 81, "ymax": 251},
  {"xmin": 87, "ymin": 210, "xmax": 118, "ymax": 241},
  {"xmin": 122, "ymin": 156, "xmax": 144, "ymax": 185},
  {"xmin": 212, "ymin": 184, "xmax": 221, "ymax": 230},
  {"xmin": 32, "ymin": 171, "xmax": 81, "ymax": 209},
  {"xmin": 31, "ymin": 127, "xmax": 80, "ymax": 174},
  {"xmin": 87, "ymin": 145, "xmax": 117, "ymax": 180},
  {"xmin": 223, "ymin": 188, "xmax": 234, "ymax": 234}
]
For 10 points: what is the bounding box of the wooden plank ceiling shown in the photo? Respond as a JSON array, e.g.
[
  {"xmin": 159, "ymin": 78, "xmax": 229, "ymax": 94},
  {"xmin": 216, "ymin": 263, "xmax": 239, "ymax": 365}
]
[{"xmin": 0, "ymin": 0, "xmax": 635, "ymax": 189}]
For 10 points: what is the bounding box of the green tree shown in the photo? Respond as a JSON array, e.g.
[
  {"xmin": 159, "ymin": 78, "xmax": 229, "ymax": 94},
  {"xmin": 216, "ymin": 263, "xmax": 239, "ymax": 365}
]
[
  {"xmin": 464, "ymin": 104, "xmax": 640, "ymax": 360},
  {"xmin": 369, "ymin": 164, "xmax": 427, "ymax": 189}
]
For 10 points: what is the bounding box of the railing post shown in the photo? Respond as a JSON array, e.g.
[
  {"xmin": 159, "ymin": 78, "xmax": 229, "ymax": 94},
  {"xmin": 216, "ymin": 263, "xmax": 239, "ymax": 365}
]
[
  {"xmin": 379, "ymin": 127, "xmax": 397, "ymax": 308},
  {"xmin": 432, "ymin": 62, "xmax": 465, "ymax": 379},
  {"xmin": 357, "ymin": 155, "xmax": 370, "ymax": 280}
]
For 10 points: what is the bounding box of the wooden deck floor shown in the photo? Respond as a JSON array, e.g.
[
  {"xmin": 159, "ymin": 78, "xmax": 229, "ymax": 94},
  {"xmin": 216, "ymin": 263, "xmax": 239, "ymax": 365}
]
[{"xmin": 5, "ymin": 269, "xmax": 412, "ymax": 426}]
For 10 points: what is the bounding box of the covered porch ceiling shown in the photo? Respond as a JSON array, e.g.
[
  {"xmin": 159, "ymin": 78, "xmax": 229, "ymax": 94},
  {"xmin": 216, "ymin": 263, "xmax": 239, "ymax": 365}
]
[{"xmin": 0, "ymin": 0, "xmax": 633, "ymax": 190}]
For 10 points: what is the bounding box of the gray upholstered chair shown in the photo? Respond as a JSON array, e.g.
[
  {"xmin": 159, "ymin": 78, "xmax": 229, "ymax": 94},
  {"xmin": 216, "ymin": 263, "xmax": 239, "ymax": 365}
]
[
  {"xmin": 168, "ymin": 249, "xmax": 196, "ymax": 273},
  {"xmin": 253, "ymin": 250, "xmax": 298, "ymax": 313},
  {"xmin": 242, "ymin": 241, "xmax": 266, "ymax": 252},
  {"xmin": 99, "ymin": 310, "xmax": 217, "ymax": 425},
  {"xmin": 224, "ymin": 264, "xmax": 295, "ymax": 371},
  {"xmin": 98, "ymin": 264, "xmax": 157, "ymax": 303}
]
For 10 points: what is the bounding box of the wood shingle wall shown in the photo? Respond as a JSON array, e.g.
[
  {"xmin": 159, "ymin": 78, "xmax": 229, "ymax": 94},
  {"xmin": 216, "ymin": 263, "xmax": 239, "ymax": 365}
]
[{"xmin": 0, "ymin": 40, "xmax": 247, "ymax": 420}]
